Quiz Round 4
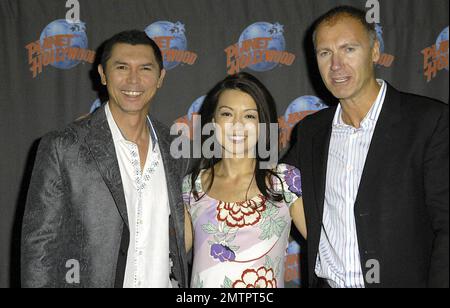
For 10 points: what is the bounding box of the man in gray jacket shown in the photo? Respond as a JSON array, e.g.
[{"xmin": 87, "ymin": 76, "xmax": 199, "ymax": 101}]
[{"xmin": 21, "ymin": 30, "xmax": 189, "ymax": 288}]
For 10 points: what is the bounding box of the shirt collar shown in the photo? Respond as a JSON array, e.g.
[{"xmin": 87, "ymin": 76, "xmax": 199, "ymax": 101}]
[
  {"xmin": 105, "ymin": 102, "xmax": 158, "ymax": 151},
  {"xmin": 333, "ymin": 79, "xmax": 387, "ymax": 129}
]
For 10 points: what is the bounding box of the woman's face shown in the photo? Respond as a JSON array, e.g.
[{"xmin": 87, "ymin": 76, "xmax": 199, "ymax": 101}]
[{"xmin": 214, "ymin": 89, "xmax": 260, "ymax": 158}]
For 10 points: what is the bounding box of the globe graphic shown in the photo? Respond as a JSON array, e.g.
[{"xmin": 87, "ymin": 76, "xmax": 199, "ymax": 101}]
[
  {"xmin": 145, "ymin": 21, "xmax": 187, "ymax": 70},
  {"xmin": 89, "ymin": 98, "xmax": 102, "ymax": 114},
  {"xmin": 187, "ymin": 95, "xmax": 206, "ymax": 120},
  {"xmin": 284, "ymin": 96, "xmax": 328, "ymax": 122},
  {"xmin": 436, "ymin": 26, "xmax": 449, "ymax": 71},
  {"xmin": 375, "ymin": 24, "xmax": 385, "ymax": 54},
  {"xmin": 40, "ymin": 19, "xmax": 88, "ymax": 69},
  {"xmin": 238, "ymin": 22, "xmax": 286, "ymax": 72},
  {"xmin": 286, "ymin": 241, "xmax": 301, "ymax": 285}
]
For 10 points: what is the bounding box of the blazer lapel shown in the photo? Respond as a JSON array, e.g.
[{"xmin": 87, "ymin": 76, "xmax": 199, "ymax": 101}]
[
  {"xmin": 153, "ymin": 120, "xmax": 185, "ymax": 242},
  {"xmin": 150, "ymin": 118, "xmax": 187, "ymax": 286},
  {"xmin": 355, "ymin": 84, "xmax": 403, "ymax": 214},
  {"xmin": 85, "ymin": 106, "xmax": 129, "ymax": 229},
  {"xmin": 311, "ymin": 109, "xmax": 335, "ymax": 224}
]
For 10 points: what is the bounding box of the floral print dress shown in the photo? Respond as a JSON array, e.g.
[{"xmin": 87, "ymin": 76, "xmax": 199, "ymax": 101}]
[{"xmin": 182, "ymin": 164, "xmax": 302, "ymax": 288}]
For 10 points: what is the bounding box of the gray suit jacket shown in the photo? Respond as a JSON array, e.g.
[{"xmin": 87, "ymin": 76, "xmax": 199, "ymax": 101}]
[{"xmin": 21, "ymin": 105, "xmax": 189, "ymax": 288}]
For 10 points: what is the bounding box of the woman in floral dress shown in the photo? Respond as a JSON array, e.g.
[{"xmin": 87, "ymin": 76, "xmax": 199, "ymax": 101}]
[{"xmin": 183, "ymin": 73, "xmax": 307, "ymax": 288}]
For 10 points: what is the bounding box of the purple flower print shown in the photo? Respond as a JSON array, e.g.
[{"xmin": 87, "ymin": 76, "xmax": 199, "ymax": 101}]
[
  {"xmin": 284, "ymin": 167, "xmax": 302, "ymax": 196},
  {"xmin": 210, "ymin": 244, "xmax": 236, "ymax": 262}
]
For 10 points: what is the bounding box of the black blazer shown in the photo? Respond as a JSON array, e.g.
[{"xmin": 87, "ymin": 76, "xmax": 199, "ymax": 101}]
[{"xmin": 283, "ymin": 84, "xmax": 449, "ymax": 288}]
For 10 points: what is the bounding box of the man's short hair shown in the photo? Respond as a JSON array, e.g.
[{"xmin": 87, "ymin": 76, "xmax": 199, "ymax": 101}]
[
  {"xmin": 312, "ymin": 5, "xmax": 377, "ymax": 49},
  {"xmin": 100, "ymin": 30, "xmax": 164, "ymax": 72}
]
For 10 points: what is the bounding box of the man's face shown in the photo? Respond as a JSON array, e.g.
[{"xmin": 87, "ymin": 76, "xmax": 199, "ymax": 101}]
[
  {"xmin": 98, "ymin": 43, "xmax": 166, "ymax": 115},
  {"xmin": 315, "ymin": 16, "xmax": 380, "ymax": 102}
]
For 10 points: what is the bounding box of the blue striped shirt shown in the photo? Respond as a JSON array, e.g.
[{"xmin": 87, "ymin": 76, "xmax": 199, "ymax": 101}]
[{"xmin": 315, "ymin": 80, "xmax": 387, "ymax": 288}]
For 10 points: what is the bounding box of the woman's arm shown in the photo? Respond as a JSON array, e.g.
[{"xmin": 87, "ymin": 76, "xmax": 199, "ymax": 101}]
[
  {"xmin": 184, "ymin": 206, "xmax": 193, "ymax": 252},
  {"xmin": 290, "ymin": 197, "xmax": 307, "ymax": 239}
]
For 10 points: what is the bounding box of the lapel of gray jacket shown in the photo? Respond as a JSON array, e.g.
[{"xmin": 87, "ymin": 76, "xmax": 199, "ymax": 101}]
[
  {"xmin": 150, "ymin": 117, "xmax": 187, "ymax": 286},
  {"xmin": 150, "ymin": 117, "xmax": 185, "ymax": 243},
  {"xmin": 85, "ymin": 106, "xmax": 129, "ymax": 229}
]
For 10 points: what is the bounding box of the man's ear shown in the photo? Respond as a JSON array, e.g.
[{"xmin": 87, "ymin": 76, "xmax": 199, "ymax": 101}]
[
  {"xmin": 157, "ymin": 69, "xmax": 167, "ymax": 89},
  {"xmin": 98, "ymin": 64, "xmax": 107, "ymax": 85},
  {"xmin": 372, "ymin": 39, "xmax": 381, "ymax": 64}
]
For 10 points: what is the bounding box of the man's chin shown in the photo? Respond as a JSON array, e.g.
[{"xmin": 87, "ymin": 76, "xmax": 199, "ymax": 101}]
[
  {"xmin": 116, "ymin": 101, "xmax": 149, "ymax": 114},
  {"xmin": 328, "ymin": 88, "xmax": 354, "ymax": 101}
]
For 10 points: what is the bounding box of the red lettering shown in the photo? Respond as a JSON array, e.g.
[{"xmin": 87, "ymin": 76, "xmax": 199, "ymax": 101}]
[{"xmin": 153, "ymin": 36, "xmax": 174, "ymax": 50}]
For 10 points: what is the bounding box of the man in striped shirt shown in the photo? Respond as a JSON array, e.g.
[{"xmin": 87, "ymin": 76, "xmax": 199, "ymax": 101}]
[{"xmin": 284, "ymin": 6, "xmax": 448, "ymax": 288}]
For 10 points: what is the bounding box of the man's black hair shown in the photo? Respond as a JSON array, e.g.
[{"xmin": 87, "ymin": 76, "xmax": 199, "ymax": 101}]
[{"xmin": 100, "ymin": 30, "xmax": 164, "ymax": 72}]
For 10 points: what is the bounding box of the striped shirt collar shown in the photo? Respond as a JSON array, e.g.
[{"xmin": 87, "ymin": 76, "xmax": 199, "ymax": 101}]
[
  {"xmin": 105, "ymin": 102, "xmax": 158, "ymax": 151},
  {"xmin": 333, "ymin": 79, "xmax": 387, "ymax": 130}
]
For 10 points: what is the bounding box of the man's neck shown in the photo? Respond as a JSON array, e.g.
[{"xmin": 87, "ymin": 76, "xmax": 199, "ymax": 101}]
[
  {"xmin": 215, "ymin": 158, "xmax": 256, "ymax": 179},
  {"xmin": 109, "ymin": 104, "xmax": 150, "ymax": 144},
  {"xmin": 340, "ymin": 79, "xmax": 381, "ymax": 128}
]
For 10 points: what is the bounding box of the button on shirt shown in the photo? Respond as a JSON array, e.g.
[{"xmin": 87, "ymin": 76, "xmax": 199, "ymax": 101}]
[
  {"xmin": 315, "ymin": 80, "xmax": 387, "ymax": 288},
  {"xmin": 105, "ymin": 103, "xmax": 172, "ymax": 288}
]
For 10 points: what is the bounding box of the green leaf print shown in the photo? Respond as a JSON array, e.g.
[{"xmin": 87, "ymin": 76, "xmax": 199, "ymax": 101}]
[
  {"xmin": 182, "ymin": 178, "xmax": 192, "ymax": 193},
  {"xmin": 259, "ymin": 224, "xmax": 272, "ymax": 241},
  {"xmin": 265, "ymin": 255, "xmax": 274, "ymax": 269},
  {"xmin": 223, "ymin": 224, "xmax": 231, "ymax": 234},
  {"xmin": 229, "ymin": 245, "xmax": 240, "ymax": 251},
  {"xmin": 274, "ymin": 217, "xmax": 288, "ymax": 237},
  {"xmin": 226, "ymin": 234, "xmax": 236, "ymax": 243},
  {"xmin": 274, "ymin": 256, "xmax": 282, "ymax": 278},
  {"xmin": 262, "ymin": 202, "xmax": 279, "ymax": 219},
  {"xmin": 202, "ymin": 222, "xmax": 218, "ymax": 234},
  {"xmin": 215, "ymin": 233, "xmax": 227, "ymax": 241},
  {"xmin": 192, "ymin": 274, "xmax": 204, "ymax": 288},
  {"xmin": 195, "ymin": 180, "xmax": 202, "ymax": 192},
  {"xmin": 222, "ymin": 277, "xmax": 233, "ymax": 288},
  {"xmin": 284, "ymin": 190, "xmax": 294, "ymax": 204},
  {"xmin": 259, "ymin": 216, "xmax": 288, "ymax": 240}
]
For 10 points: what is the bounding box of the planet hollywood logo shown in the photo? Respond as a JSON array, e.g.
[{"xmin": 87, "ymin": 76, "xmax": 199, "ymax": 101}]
[
  {"xmin": 422, "ymin": 26, "xmax": 449, "ymax": 82},
  {"xmin": 284, "ymin": 240, "xmax": 302, "ymax": 286},
  {"xmin": 225, "ymin": 22, "xmax": 296, "ymax": 75},
  {"xmin": 89, "ymin": 98, "xmax": 102, "ymax": 113},
  {"xmin": 374, "ymin": 24, "xmax": 395, "ymax": 68},
  {"xmin": 278, "ymin": 96, "xmax": 328, "ymax": 149},
  {"xmin": 25, "ymin": 19, "xmax": 95, "ymax": 78},
  {"xmin": 145, "ymin": 21, "xmax": 198, "ymax": 70}
]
